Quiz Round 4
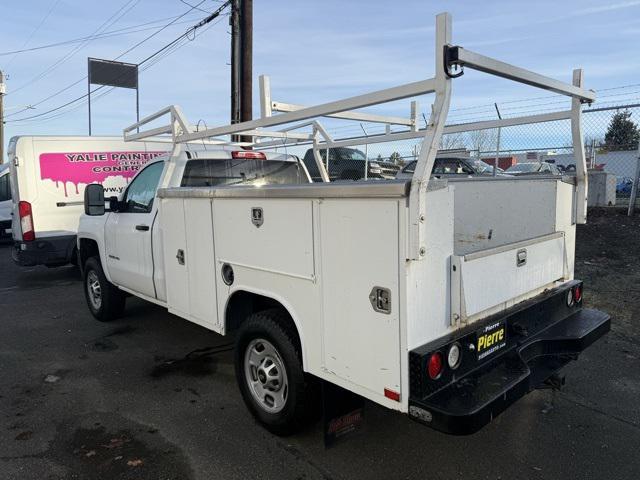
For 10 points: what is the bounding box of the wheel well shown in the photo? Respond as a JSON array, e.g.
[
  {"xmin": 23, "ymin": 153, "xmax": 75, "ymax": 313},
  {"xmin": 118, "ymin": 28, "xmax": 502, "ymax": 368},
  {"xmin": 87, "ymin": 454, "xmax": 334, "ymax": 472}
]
[
  {"xmin": 79, "ymin": 238, "xmax": 100, "ymax": 268},
  {"xmin": 225, "ymin": 291, "xmax": 301, "ymax": 349}
]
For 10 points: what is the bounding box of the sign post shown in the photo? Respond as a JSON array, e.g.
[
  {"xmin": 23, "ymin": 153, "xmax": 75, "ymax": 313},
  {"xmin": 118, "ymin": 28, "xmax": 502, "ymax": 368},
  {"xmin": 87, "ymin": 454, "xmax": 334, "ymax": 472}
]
[{"xmin": 87, "ymin": 58, "xmax": 139, "ymax": 135}]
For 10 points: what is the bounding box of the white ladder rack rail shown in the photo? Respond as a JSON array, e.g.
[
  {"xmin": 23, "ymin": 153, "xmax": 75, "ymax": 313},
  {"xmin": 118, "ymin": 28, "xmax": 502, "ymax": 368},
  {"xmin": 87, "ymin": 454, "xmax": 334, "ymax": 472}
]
[{"xmin": 122, "ymin": 11, "xmax": 595, "ymax": 261}]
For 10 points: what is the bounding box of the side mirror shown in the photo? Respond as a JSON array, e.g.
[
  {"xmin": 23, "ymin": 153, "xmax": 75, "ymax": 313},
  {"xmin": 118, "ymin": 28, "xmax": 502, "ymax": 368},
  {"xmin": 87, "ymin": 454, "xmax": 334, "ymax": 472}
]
[
  {"xmin": 84, "ymin": 184, "xmax": 105, "ymax": 216},
  {"xmin": 108, "ymin": 196, "xmax": 121, "ymax": 212}
]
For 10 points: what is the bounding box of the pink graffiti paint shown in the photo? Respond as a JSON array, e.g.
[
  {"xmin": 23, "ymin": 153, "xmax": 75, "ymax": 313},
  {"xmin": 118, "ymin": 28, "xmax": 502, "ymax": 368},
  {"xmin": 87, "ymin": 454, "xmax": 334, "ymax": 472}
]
[{"xmin": 39, "ymin": 151, "xmax": 167, "ymax": 197}]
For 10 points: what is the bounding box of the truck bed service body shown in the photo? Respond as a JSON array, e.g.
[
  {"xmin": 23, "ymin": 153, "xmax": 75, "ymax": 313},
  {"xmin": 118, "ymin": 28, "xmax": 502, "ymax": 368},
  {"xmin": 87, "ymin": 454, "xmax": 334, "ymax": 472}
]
[{"xmin": 78, "ymin": 13, "xmax": 609, "ymax": 436}]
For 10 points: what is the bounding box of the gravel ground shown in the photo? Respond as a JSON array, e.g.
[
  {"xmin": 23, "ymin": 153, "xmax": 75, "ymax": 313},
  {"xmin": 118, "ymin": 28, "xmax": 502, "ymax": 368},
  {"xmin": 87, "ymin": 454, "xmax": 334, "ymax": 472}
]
[{"xmin": 0, "ymin": 208, "xmax": 638, "ymax": 480}]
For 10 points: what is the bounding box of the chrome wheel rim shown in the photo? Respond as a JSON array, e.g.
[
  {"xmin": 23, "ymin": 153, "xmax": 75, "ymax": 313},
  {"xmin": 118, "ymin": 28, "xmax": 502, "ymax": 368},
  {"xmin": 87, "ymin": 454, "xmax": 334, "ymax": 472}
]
[
  {"xmin": 244, "ymin": 338, "xmax": 289, "ymax": 414},
  {"xmin": 86, "ymin": 270, "xmax": 102, "ymax": 311}
]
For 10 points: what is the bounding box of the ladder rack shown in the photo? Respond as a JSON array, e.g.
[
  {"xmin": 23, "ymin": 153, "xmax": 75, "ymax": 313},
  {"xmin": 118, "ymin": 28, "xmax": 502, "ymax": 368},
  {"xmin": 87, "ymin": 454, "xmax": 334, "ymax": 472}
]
[{"xmin": 123, "ymin": 11, "xmax": 595, "ymax": 260}]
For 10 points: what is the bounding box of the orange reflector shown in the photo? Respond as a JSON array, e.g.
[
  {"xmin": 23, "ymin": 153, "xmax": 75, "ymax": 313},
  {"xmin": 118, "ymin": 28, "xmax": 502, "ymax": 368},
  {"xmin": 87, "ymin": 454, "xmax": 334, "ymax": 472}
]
[{"xmin": 384, "ymin": 388, "xmax": 400, "ymax": 402}]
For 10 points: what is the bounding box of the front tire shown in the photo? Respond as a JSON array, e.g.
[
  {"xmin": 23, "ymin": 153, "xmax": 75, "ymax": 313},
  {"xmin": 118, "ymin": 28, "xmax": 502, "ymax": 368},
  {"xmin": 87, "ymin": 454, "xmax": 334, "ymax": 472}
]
[
  {"xmin": 234, "ymin": 309, "xmax": 319, "ymax": 436},
  {"xmin": 83, "ymin": 256, "xmax": 125, "ymax": 321}
]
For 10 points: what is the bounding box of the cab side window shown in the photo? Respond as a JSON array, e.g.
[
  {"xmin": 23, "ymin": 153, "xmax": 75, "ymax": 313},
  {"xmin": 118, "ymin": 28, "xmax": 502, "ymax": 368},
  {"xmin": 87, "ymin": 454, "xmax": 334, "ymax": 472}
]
[
  {"xmin": 0, "ymin": 175, "xmax": 10, "ymax": 202},
  {"xmin": 122, "ymin": 161, "xmax": 164, "ymax": 213}
]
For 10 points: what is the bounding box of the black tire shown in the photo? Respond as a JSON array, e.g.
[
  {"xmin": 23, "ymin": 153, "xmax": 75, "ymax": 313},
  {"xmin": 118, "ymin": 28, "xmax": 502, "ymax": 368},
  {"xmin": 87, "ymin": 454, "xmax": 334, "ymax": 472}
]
[
  {"xmin": 234, "ymin": 309, "xmax": 319, "ymax": 436},
  {"xmin": 83, "ymin": 256, "xmax": 126, "ymax": 322}
]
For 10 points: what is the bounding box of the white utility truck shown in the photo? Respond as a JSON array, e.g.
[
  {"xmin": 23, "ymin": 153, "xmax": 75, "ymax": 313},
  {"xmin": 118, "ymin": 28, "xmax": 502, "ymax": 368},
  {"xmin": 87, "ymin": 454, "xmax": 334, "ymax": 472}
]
[
  {"xmin": 78, "ymin": 13, "xmax": 610, "ymax": 436},
  {"xmin": 7, "ymin": 136, "xmax": 168, "ymax": 266}
]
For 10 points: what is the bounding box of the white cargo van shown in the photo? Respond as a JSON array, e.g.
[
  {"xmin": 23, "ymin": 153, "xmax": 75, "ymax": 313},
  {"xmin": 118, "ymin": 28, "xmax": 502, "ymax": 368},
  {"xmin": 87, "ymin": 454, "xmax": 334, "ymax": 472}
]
[
  {"xmin": 0, "ymin": 164, "xmax": 12, "ymax": 240},
  {"xmin": 8, "ymin": 136, "xmax": 169, "ymax": 266}
]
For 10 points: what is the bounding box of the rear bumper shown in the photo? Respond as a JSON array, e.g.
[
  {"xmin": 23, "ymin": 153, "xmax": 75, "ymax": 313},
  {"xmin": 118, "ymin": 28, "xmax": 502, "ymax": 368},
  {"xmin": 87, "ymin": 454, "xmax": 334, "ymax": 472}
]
[
  {"xmin": 12, "ymin": 234, "xmax": 77, "ymax": 267},
  {"xmin": 408, "ymin": 282, "xmax": 610, "ymax": 435}
]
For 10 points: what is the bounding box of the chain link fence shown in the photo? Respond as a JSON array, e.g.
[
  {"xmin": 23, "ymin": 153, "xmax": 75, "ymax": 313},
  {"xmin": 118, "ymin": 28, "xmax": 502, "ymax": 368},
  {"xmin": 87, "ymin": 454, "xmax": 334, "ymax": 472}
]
[{"xmin": 278, "ymin": 104, "xmax": 640, "ymax": 209}]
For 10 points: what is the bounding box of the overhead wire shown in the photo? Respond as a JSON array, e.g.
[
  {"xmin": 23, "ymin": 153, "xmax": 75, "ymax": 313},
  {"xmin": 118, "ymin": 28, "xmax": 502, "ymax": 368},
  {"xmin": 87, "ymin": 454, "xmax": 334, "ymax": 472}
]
[
  {"xmin": 0, "ymin": 13, "xmax": 209, "ymax": 57},
  {"xmin": 6, "ymin": 0, "xmax": 220, "ymax": 122},
  {"xmin": 4, "ymin": 0, "xmax": 63, "ymax": 68},
  {"xmin": 7, "ymin": 0, "xmax": 143, "ymax": 98},
  {"xmin": 7, "ymin": 6, "xmax": 230, "ymax": 126}
]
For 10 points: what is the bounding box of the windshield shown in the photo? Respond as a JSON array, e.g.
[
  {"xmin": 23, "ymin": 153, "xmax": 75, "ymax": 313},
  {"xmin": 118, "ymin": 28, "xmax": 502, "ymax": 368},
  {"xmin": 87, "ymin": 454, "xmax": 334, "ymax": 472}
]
[
  {"xmin": 472, "ymin": 160, "xmax": 493, "ymax": 173},
  {"xmin": 181, "ymin": 159, "xmax": 308, "ymax": 187},
  {"xmin": 402, "ymin": 161, "xmax": 417, "ymax": 173},
  {"xmin": 318, "ymin": 148, "xmax": 367, "ymax": 162},
  {"xmin": 507, "ymin": 163, "xmax": 541, "ymax": 173}
]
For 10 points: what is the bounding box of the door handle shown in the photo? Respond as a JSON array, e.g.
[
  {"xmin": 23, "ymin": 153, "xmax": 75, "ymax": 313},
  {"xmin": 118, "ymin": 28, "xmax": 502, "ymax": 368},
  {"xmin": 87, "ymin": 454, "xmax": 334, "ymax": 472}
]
[{"xmin": 135, "ymin": 224, "xmax": 150, "ymax": 231}]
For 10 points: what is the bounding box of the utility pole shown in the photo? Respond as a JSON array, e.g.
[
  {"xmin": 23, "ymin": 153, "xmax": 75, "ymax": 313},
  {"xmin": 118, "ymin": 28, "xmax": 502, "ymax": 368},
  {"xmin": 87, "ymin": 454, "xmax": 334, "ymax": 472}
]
[
  {"xmin": 230, "ymin": 0, "xmax": 252, "ymax": 143},
  {"xmin": 0, "ymin": 71, "xmax": 5, "ymax": 163},
  {"xmin": 239, "ymin": 0, "xmax": 252, "ymax": 124},
  {"xmin": 230, "ymin": 0, "xmax": 240, "ymax": 131}
]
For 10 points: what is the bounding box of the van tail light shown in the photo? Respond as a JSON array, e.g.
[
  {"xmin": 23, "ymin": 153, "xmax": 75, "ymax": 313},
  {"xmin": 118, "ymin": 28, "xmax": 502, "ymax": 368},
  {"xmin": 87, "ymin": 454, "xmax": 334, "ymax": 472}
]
[
  {"xmin": 428, "ymin": 352, "xmax": 444, "ymax": 380},
  {"xmin": 18, "ymin": 201, "xmax": 35, "ymax": 242},
  {"xmin": 232, "ymin": 150, "xmax": 266, "ymax": 160}
]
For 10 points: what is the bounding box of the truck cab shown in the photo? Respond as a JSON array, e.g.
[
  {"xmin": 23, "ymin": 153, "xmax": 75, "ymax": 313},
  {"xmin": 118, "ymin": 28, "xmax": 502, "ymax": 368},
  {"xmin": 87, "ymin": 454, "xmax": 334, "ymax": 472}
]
[{"xmin": 78, "ymin": 146, "xmax": 310, "ymax": 314}]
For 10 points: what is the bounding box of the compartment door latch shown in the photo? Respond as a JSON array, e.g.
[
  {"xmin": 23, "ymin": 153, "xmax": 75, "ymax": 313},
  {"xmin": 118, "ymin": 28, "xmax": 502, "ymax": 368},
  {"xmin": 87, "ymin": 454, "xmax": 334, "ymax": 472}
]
[
  {"xmin": 369, "ymin": 286, "xmax": 392, "ymax": 314},
  {"xmin": 516, "ymin": 248, "xmax": 527, "ymax": 267}
]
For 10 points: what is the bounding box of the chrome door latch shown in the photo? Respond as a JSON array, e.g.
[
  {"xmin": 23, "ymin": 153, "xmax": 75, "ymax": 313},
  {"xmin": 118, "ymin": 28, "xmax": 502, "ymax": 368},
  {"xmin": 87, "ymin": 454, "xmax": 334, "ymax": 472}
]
[
  {"xmin": 370, "ymin": 286, "xmax": 392, "ymax": 314},
  {"xmin": 176, "ymin": 249, "xmax": 185, "ymax": 265},
  {"xmin": 516, "ymin": 248, "xmax": 527, "ymax": 267}
]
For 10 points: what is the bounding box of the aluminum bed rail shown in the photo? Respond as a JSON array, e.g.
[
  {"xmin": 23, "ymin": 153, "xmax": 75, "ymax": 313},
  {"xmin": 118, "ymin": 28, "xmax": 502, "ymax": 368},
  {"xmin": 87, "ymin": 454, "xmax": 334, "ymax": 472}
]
[{"xmin": 123, "ymin": 11, "xmax": 595, "ymax": 260}]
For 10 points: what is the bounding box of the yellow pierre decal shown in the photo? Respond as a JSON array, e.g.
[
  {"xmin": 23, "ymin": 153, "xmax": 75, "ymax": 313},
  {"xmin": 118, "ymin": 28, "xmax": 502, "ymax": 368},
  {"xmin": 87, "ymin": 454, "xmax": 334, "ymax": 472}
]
[{"xmin": 477, "ymin": 328, "xmax": 505, "ymax": 352}]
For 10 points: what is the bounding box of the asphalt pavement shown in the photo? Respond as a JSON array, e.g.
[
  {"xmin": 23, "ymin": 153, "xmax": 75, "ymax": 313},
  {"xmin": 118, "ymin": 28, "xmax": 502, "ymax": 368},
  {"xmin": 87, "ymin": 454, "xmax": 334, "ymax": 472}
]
[{"xmin": 0, "ymin": 238, "xmax": 639, "ymax": 480}]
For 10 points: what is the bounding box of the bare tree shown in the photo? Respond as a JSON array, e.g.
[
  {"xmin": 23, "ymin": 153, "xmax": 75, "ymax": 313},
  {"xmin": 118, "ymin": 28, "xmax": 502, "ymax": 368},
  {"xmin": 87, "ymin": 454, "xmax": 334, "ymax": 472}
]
[
  {"xmin": 466, "ymin": 129, "xmax": 498, "ymax": 155},
  {"xmin": 440, "ymin": 132, "xmax": 465, "ymax": 151}
]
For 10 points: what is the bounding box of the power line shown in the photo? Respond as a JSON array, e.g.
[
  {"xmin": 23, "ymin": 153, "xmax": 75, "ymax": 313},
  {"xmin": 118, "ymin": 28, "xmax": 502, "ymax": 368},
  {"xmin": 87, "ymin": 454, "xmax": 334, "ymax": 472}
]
[
  {"xmin": 4, "ymin": 0, "xmax": 63, "ymax": 68},
  {"xmin": 6, "ymin": 2, "xmax": 230, "ymax": 124},
  {"xmin": 0, "ymin": 14, "xmax": 207, "ymax": 57},
  {"xmin": 5, "ymin": 0, "xmax": 209, "ymax": 119},
  {"xmin": 7, "ymin": 0, "xmax": 142, "ymax": 97}
]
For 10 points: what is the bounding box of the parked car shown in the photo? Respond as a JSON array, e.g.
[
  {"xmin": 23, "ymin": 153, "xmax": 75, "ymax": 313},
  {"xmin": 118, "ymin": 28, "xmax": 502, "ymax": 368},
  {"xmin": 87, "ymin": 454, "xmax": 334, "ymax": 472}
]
[
  {"xmin": 0, "ymin": 164, "xmax": 12, "ymax": 240},
  {"xmin": 302, "ymin": 147, "xmax": 400, "ymax": 181},
  {"xmin": 7, "ymin": 136, "xmax": 169, "ymax": 267},
  {"xmin": 397, "ymin": 156, "xmax": 492, "ymax": 179},
  {"xmin": 505, "ymin": 162, "xmax": 562, "ymax": 175}
]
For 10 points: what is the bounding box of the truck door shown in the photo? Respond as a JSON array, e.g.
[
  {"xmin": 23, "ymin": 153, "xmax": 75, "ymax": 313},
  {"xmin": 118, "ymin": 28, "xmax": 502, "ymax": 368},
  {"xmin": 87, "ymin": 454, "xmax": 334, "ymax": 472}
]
[{"xmin": 105, "ymin": 161, "xmax": 164, "ymax": 298}]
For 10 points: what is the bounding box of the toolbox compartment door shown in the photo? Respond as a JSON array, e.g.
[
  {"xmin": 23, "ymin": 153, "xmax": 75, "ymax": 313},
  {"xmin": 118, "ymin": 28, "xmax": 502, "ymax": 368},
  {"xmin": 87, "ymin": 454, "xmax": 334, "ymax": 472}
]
[{"xmin": 451, "ymin": 232, "xmax": 566, "ymax": 323}]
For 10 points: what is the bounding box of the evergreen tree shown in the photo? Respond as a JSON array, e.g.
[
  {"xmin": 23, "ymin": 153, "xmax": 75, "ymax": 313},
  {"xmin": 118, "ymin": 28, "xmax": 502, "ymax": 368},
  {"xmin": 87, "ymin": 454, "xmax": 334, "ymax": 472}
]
[{"xmin": 603, "ymin": 110, "xmax": 640, "ymax": 151}]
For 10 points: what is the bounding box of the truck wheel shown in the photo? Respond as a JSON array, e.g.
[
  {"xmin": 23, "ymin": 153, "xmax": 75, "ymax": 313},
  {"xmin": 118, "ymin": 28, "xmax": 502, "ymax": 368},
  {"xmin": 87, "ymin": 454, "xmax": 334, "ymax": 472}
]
[
  {"xmin": 234, "ymin": 309, "xmax": 319, "ymax": 436},
  {"xmin": 83, "ymin": 256, "xmax": 125, "ymax": 322}
]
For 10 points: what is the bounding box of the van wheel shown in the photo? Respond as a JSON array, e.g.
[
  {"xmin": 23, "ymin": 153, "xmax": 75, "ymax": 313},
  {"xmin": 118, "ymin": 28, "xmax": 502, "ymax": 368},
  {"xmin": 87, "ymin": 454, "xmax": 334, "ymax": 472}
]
[
  {"xmin": 83, "ymin": 256, "xmax": 125, "ymax": 322},
  {"xmin": 234, "ymin": 309, "xmax": 319, "ymax": 436}
]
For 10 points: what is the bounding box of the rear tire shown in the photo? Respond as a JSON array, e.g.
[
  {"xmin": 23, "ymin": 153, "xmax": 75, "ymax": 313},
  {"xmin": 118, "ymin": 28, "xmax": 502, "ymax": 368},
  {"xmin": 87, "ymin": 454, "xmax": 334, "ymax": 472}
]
[
  {"xmin": 234, "ymin": 309, "xmax": 319, "ymax": 436},
  {"xmin": 83, "ymin": 256, "xmax": 125, "ymax": 322}
]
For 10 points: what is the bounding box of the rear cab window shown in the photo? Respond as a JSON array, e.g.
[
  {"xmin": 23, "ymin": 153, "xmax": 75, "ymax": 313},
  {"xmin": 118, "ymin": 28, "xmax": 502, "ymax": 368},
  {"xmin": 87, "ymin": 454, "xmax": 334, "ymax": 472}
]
[{"xmin": 181, "ymin": 158, "xmax": 308, "ymax": 187}]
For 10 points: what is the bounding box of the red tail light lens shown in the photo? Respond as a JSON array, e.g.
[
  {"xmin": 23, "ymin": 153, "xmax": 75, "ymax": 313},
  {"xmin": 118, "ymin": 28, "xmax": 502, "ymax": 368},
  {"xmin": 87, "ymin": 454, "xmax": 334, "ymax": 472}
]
[
  {"xmin": 573, "ymin": 285, "xmax": 583, "ymax": 303},
  {"xmin": 18, "ymin": 201, "xmax": 35, "ymax": 242},
  {"xmin": 428, "ymin": 352, "xmax": 444, "ymax": 380},
  {"xmin": 232, "ymin": 150, "xmax": 266, "ymax": 160}
]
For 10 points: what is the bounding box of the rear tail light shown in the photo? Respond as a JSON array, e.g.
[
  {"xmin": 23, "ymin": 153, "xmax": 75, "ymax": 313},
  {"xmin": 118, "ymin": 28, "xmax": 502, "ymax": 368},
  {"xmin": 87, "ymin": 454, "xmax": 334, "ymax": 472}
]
[
  {"xmin": 567, "ymin": 284, "xmax": 583, "ymax": 307},
  {"xmin": 573, "ymin": 285, "xmax": 582, "ymax": 303},
  {"xmin": 18, "ymin": 201, "xmax": 35, "ymax": 242},
  {"xmin": 428, "ymin": 352, "xmax": 444, "ymax": 380},
  {"xmin": 232, "ymin": 150, "xmax": 266, "ymax": 160}
]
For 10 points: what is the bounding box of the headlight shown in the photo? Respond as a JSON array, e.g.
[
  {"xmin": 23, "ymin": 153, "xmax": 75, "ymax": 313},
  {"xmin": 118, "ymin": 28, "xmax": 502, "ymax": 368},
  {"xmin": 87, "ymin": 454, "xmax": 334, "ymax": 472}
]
[{"xmin": 369, "ymin": 162, "xmax": 380, "ymax": 168}]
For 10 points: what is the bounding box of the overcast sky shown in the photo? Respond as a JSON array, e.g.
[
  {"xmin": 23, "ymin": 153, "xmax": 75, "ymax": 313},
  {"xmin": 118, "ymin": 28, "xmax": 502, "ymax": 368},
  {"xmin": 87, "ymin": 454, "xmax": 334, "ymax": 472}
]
[{"xmin": 2, "ymin": 0, "xmax": 640, "ymax": 152}]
